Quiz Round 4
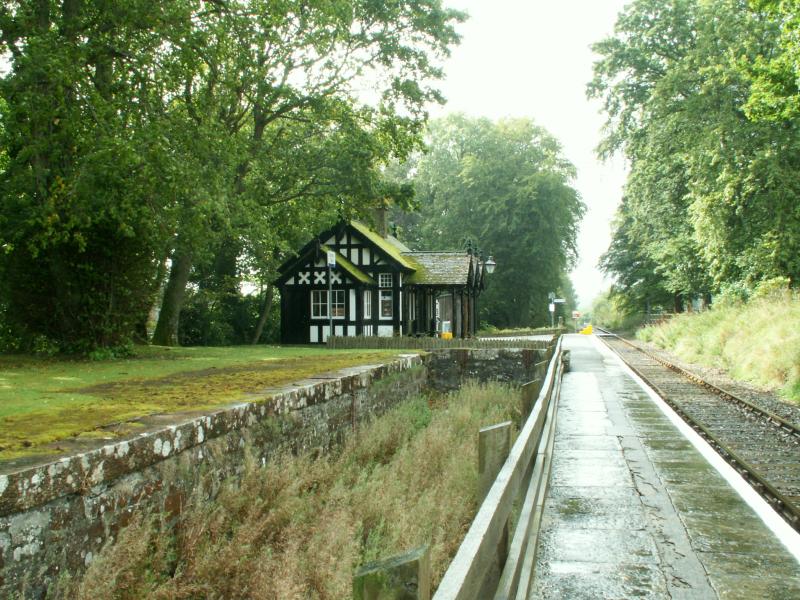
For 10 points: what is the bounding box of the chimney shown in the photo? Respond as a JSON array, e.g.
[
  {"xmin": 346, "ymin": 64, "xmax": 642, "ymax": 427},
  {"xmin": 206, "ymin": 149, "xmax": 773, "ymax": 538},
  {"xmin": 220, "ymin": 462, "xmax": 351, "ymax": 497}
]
[{"xmin": 371, "ymin": 206, "xmax": 388, "ymax": 237}]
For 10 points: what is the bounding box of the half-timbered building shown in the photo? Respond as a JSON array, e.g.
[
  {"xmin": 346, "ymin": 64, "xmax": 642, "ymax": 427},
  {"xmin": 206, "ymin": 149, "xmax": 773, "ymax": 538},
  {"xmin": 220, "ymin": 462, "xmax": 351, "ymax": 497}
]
[{"xmin": 275, "ymin": 220, "xmax": 489, "ymax": 343}]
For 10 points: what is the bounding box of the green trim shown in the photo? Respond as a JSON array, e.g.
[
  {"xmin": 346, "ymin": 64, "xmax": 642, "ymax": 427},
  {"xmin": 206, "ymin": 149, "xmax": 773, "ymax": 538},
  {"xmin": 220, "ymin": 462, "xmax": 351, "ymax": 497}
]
[
  {"xmin": 351, "ymin": 221, "xmax": 416, "ymax": 271},
  {"xmin": 320, "ymin": 244, "xmax": 375, "ymax": 285}
]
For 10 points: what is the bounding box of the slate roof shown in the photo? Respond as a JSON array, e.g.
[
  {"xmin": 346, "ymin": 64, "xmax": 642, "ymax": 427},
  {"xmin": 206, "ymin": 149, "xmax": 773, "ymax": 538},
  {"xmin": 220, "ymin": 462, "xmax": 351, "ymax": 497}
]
[{"xmin": 403, "ymin": 252, "xmax": 474, "ymax": 286}]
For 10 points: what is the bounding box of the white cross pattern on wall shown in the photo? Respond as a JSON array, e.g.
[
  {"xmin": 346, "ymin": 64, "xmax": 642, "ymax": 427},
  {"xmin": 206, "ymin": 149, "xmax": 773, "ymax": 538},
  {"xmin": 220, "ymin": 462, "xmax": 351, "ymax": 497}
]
[
  {"xmin": 313, "ymin": 271, "xmax": 326, "ymax": 284},
  {"xmin": 330, "ymin": 272, "xmax": 342, "ymax": 284},
  {"xmin": 298, "ymin": 272, "xmax": 310, "ymax": 284}
]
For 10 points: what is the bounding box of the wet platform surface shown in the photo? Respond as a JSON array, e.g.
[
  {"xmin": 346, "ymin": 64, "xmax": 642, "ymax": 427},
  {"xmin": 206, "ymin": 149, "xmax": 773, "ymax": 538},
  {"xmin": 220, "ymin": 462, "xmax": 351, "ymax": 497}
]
[{"xmin": 530, "ymin": 334, "xmax": 800, "ymax": 599}]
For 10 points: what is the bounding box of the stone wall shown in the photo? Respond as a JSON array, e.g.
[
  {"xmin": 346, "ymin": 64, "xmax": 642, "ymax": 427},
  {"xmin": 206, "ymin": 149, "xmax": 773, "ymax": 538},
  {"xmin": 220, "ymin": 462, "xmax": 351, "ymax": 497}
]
[
  {"xmin": 426, "ymin": 347, "xmax": 551, "ymax": 392},
  {"xmin": 0, "ymin": 345, "xmax": 554, "ymax": 597},
  {"xmin": 0, "ymin": 355, "xmax": 427, "ymax": 598}
]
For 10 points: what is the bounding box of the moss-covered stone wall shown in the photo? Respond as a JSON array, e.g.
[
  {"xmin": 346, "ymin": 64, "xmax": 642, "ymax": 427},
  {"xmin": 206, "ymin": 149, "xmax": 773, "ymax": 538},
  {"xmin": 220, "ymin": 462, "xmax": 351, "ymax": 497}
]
[{"xmin": 0, "ymin": 346, "xmax": 553, "ymax": 597}]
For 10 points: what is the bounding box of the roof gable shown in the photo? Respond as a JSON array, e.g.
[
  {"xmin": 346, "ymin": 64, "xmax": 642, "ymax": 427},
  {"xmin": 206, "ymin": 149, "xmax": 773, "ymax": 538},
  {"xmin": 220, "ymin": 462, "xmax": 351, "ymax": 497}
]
[
  {"xmin": 350, "ymin": 221, "xmax": 416, "ymax": 271},
  {"xmin": 319, "ymin": 244, "xmax": 374, "ymax": 285},
  {"xmin": 274, "ymin": 241, "xmax": 375, "ymax": 286}
]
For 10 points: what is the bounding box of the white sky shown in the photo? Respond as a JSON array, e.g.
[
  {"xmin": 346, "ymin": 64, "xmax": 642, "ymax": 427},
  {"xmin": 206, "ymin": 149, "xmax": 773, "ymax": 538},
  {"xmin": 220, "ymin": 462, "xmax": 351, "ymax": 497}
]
[{"xmin": 428, "ymin": 0, "xmax": 629, "ymax": 309}]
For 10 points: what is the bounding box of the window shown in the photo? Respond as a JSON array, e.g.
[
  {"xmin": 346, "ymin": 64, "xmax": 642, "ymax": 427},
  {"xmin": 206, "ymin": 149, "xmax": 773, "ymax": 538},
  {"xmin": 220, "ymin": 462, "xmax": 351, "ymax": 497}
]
[
  {"xmin": 363, "ymin": 290, "xmax": 372, "ymax": 319},
  {"xmin": 380, "ymin": 290, "xmax": 393, "ymax": 318},
  {"xmin": 379, "ymin": 273, "xmax": 393, "ymax": 288},
  {"xmin": 311, "ymin": 290, "xmax": 345, "ymax": 319}
]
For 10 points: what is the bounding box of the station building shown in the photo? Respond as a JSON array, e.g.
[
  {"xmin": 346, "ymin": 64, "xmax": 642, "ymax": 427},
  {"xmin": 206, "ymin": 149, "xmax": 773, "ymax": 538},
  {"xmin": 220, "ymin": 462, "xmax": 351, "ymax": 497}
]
[{"xmin": 275, "ymin": 220, "xmax": 493, "ymax": 343}]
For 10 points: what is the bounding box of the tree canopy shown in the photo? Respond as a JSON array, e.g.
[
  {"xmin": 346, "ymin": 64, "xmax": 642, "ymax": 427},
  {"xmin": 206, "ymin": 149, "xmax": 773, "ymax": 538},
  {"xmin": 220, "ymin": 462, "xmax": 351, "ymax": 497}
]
[
  {"xmin": 0, "ymin": 0, "xmax": 464, "ymax": 351},
  {"xmin": 591, "ymin": 0, "xmax": 800, "ymax": 312},
  {"xmin": 392, "ymin": 114, "xmax": 585, "ymax": 328}
]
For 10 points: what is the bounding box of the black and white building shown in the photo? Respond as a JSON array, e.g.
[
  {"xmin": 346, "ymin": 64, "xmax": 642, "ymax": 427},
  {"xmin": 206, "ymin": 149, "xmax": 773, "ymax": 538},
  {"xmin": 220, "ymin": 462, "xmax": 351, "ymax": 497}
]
[{"xmin": 275, "ymin": 220, "xmax": 492, "ymax": 344}]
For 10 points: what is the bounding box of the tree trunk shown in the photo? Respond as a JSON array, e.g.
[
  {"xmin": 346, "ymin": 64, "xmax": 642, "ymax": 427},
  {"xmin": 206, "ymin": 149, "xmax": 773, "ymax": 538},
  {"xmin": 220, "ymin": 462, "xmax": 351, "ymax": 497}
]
[
  {"xmin": 251, "ymin": 285, "xmax": 274, "ymax": 345},
  {"xmin": 152, "ymin": 251, "xmax": 193, "ymax": 346},
  {"xmin": 133, "ymin": 251, "xmax": 171, "ymax": 343},
  {"xmin": 673, "ymin": 293, "xmax": 683, "ymax": 313}
]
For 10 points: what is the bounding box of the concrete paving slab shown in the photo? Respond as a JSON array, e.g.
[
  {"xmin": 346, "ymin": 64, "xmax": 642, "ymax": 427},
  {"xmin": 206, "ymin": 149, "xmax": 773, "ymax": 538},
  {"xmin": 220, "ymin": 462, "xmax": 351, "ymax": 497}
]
[
  {"xmin": 532, "ymin": 561, "xmax": 670, "ymax": 600},
  {"xmin": 529, "ymin": 334, "xmax": 800, "ymax": 599}
]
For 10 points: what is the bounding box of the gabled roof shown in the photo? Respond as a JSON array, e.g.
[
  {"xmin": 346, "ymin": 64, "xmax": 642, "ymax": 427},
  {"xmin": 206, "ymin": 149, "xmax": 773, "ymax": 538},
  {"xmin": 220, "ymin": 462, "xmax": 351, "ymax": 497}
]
[
  {"xmin": 276, "ymin": 220, "xmax": 485, "ymax": 289},
  {"xmin": 274, "ymin": 241, "xmax": 375, "ymax": 286},
  {"xmin": 351, "ymin": 220, "xmax": 416, "ymax": 271},
  {"xmin": 403, "ymin": 252, "xmax": 475, "ymax": 286},
  {"xmin": 319, "ymin": 244, "xmax": 375, "ymax": 285}
]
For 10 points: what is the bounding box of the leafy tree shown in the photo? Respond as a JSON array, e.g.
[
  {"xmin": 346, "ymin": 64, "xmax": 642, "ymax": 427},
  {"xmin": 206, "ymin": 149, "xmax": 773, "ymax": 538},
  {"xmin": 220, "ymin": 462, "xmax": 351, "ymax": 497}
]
[
  {"xmin": 0, "ymin": 0, "xmax": 464, "ymax": 351},
  {"xmin": 143, "ymin": 0, "xmax": 465, "ymax": 346},
  {"xmin": 590, "ymin": 0, "xmax": 800, "ymax": 311},
  {"xmin": 744, "ymin": 0, "xmax": 800, "ymax": 121},
  {"xmin": 393, "ymin": 115, "xmax": 585, "ymax": 328},
  {"xmin": 0, "ymin": 0, "xmax": 202, "ymax": 351}
]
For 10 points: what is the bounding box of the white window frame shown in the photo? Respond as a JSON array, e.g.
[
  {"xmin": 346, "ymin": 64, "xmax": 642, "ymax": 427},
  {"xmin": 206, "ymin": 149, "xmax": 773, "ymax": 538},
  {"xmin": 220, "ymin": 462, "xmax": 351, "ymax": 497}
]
[
  {"xmin": 363, "ymin": 290, "xmax": 372, "ymax": 319},
  {"xmin": 379, "ymin": 289, "xmax": 393, "ymax": 319},
  {"xmin": 311, "ymin": 289, "xmax": 345, "ymax": 319},
  {"xmin": 378, "ymin": 273, "xmax": 393, "ymax": 288}
]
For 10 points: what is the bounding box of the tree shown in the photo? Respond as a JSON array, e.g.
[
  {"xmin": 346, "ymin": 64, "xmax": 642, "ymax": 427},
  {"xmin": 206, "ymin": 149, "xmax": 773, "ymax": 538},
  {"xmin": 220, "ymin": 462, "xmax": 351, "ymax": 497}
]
[
  {"xmin": 0, "ymin": 0, "xmax": 464, "ymax": 351},
  {"xmin": 0, "ymin": 1, "xmax": 202, "ymax": 351},
  {"xmin": 144, "ymin": 0, "xmax": 465, "ymax": 346},
  {"xmin": 744, "ymin": 0, "xmax": 800, "ymax": 121},
  {"xmin": 590, "ymin": 0, "xmax": 800, "ymax": 310},
  {"xmin": 393, "ymin": 115, "xmax": 585, "ymax": 328}
]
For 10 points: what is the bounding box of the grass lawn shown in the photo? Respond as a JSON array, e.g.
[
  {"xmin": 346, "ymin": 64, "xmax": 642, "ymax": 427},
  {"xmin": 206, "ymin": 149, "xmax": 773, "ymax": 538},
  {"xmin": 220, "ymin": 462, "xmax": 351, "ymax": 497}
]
[{"xmin": 0, "ymin": 346, "xmax": 403, "ymax": 459}]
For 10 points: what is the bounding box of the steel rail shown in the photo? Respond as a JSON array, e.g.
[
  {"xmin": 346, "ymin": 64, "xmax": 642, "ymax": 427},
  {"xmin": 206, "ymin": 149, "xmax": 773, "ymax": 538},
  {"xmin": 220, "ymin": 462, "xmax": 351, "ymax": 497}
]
[
  {"xmin": 596, "ymin": 328, "xmax": 800, "ymax": 532},
  {"xmin": 595, "ymin": 327, "xmax": 800, "ymax": 440}
]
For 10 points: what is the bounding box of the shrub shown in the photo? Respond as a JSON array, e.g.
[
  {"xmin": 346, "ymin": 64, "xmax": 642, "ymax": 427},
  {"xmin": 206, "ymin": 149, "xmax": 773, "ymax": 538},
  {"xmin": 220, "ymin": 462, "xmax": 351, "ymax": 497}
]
[{"xmin": 637, "ymin": 291, "xmax": 800, "ymax": 402}]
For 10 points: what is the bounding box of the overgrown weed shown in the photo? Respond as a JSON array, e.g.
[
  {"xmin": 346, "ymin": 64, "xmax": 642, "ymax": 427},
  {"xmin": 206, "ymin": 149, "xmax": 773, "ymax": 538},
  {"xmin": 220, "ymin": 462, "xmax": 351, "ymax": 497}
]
[
  {"xmin": 60, "ymin": 381, "xmax": 519, "ymax": 599},
  {"xmin": 638, "ymin": 290, "xmax": 800, "ymax": 402}
]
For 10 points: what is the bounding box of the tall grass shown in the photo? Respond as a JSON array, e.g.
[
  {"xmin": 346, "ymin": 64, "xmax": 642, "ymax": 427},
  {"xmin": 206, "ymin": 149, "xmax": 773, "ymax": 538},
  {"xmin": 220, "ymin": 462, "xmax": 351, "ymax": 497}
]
[
  {"xmin": 58, "ymin": 382, "xmax": 520, "ymax": 599},
  {"xmin": 638, "ymin": 290, "xmax": 800, "ymax": 402}
]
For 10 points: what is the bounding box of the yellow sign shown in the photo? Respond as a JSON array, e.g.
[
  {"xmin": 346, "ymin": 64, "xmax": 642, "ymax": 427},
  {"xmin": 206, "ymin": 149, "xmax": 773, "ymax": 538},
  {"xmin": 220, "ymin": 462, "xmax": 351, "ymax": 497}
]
[
  {"xmin": 441, "ymin": 331, "xmax": 453, "ymax": 340},
  {"xmin": 580, "ymin": 324, "xmax": 593, "ymax": 335}
]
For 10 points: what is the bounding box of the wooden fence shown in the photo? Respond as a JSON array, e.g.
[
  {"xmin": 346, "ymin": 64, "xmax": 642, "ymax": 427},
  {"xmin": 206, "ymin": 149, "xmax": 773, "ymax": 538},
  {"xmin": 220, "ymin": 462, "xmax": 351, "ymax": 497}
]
[
  {"xmin": 433, "ymin": 335, "xmax": 564, "ymax": 599},
  {"xmin": 327, "ymin": 335, "xmax": 553, "ymax": 351},
  {"xmin": 478, "ymin": 327, "xmax": 566, "ymax": 338},
  {"xmin": 351, "ymin": 337, "xmax": 566, "ymax": 599}
]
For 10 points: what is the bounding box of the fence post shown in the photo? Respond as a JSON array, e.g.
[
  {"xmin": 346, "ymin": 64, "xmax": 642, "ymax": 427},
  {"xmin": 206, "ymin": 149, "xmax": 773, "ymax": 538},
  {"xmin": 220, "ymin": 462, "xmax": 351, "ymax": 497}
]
[
  {"xmin": 353, "ymin": 545, "xmax": 431, "ymax": 600},
  {"xmin": 478, "ymin": 422, "xmax": 512, "ymax": 501},
  {"xmin": 477, "ymin": 421, "xmax": 512, "ymax": 598},
  {"xmin": 520, "ymin": 380, "xmax": 541, "ymax": 421}
]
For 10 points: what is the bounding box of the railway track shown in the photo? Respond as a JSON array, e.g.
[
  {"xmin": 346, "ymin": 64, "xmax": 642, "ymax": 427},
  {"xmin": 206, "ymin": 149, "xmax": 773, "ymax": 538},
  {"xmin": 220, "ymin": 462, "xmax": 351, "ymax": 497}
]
[{"xmin": 595, "ymin": 327, "xmax": 800, "ymax": 532}]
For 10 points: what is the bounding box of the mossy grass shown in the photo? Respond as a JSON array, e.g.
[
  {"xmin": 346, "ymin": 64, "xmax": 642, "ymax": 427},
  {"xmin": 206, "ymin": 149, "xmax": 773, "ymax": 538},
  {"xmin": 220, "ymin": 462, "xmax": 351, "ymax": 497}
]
[
  {"xmin": 0, "ymin": 346, "xmax": 402, "ymax": 457},
  {"xmin": 637, "ymin": 290, "xmax": 800, "ymax": 403},
  {"xmin": 61, "ymin": 381, "xmax": 520, "ymax": 598}
]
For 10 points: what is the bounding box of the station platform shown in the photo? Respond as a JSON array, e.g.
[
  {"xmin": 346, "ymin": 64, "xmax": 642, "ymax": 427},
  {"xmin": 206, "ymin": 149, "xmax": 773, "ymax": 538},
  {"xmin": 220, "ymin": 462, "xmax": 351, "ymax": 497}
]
[{"xmin": 530, "ymin": 334, "xmax": 800, "ymax": 599}]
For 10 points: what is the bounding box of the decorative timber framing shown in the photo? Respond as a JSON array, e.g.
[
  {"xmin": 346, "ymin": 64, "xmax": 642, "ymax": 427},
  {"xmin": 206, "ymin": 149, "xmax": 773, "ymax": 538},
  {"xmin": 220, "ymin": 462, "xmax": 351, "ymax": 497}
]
[{"xmin": 276, "ymin": 221, "xmax": 489, "ymax": 344}]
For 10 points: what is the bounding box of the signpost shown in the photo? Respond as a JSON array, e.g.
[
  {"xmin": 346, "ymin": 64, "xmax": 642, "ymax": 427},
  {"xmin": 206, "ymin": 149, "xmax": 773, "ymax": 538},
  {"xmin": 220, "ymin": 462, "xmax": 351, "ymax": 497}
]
[
  {"xmin": 548, "ymin": 293, "xmax": 565, "ymax": 328},
  {"xmin": 327, "ymin": 250, "xmax": 336, "ymax": 340}
]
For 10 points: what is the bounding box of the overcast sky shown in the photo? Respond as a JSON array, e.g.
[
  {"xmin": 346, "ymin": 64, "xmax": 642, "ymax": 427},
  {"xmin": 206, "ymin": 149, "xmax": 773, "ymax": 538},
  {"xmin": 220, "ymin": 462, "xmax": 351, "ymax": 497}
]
[{"xmin": 428, "ymin": 0, "xmax": 629, "ymax": 308}]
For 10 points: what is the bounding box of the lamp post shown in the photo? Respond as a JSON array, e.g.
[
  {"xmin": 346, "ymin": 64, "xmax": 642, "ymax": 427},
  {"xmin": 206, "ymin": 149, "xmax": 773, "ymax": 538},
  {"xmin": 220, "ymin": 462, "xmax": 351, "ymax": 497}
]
[{"xmin": 474, "ymin": 254, "xmax": 496, "ymax": 336}]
